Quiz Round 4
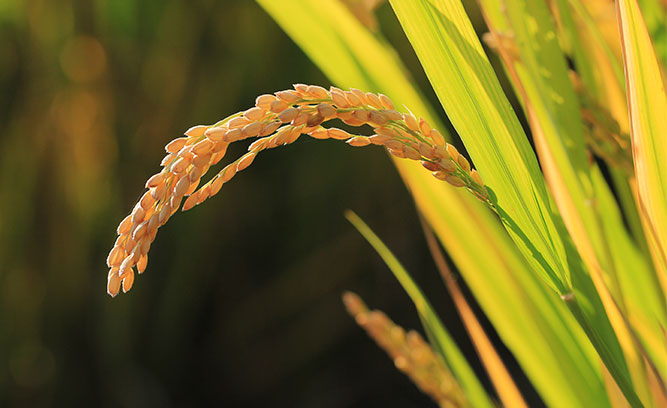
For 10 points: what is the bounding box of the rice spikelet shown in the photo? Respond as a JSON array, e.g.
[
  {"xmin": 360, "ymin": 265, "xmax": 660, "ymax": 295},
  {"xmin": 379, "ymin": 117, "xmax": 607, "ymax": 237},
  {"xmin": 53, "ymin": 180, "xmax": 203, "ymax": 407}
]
[
  {"xmin": 342, "ymin": 291, "xmax": 467, "ymax": 408},
  {"xmin": 106, "ymin": 85, "xmax": 488, "ymax": 296}
]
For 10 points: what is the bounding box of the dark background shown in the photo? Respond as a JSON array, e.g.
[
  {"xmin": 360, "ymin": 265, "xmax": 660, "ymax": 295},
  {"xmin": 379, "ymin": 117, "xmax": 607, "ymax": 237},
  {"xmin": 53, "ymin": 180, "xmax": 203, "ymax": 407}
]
[{"xmin": 0, "ymin": 1, "xmax": 536, "ymax": 407}]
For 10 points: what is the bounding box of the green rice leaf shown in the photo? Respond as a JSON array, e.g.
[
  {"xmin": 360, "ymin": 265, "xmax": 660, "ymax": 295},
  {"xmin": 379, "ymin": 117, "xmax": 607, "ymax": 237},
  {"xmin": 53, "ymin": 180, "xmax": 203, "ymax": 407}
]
[
  {"xmin": 387, "ymin": 0, "xmax": 641, "ymax": 405},
  {"xmin": 617, "ymin": 0, "xmax": 667, "ymax": 295},
  {"xmin": 389, "ymin": 0, "xmax": 572, "ymax": 293},
  {"xmin": 258, "ymin": 1, "xmax": 616, "ymax": 406}
]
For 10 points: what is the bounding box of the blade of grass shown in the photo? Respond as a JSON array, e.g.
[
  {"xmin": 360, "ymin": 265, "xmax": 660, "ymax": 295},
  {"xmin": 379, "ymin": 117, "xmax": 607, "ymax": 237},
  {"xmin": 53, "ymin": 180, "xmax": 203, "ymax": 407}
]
[
  {"xmin": 594, "ymin": 166, "xmax": 667, "ymax": 373},
  {"xmin": 617, "ymin": 0, "xmax": 667, "ymax": 296},
  {"xmin": 553, "ymin": 0, "xmax": 667, "ymax": 373},
  {"xmin": 478, "ymin": 1, "xmax": 661, "ymax": 401},
  {"xmin": 404, "ymin": 161, "xmax": 611, "ymax": 408},
  {"xmin": 344, "ymin": 210, "xmax": 495, "ymax": 408},
  {"xmin": 420, "ymin": 217, "xmax": 528, "ymax": 408},
  {"xmin": 389, "ymin": 0, "xmax": 573, "ymax": 295},
  {"xmin": 259, "ymin": 2, "xmax": 612, "ymax": 406},
  {"xmin": 553, "ymin": 0, "xmax": 647, "ymax": 251},
  {"xmin": 478, "ymin": 0, "xmax": 629, "ymax": 314},
  {"xmin": 388, "ymin": 0, "xmax": 641, "ymax": 405},
  {"xmin": 636, "ymin": 0, "xmax": 667, "ymax": 70}
]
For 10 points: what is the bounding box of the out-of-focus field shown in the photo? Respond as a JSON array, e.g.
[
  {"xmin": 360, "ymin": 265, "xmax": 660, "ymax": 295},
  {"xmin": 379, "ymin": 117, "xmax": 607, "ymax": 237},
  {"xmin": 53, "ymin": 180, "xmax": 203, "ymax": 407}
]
[{"xmin": 0, "ymin": 1, "xmax": 477, "ymax": 406}]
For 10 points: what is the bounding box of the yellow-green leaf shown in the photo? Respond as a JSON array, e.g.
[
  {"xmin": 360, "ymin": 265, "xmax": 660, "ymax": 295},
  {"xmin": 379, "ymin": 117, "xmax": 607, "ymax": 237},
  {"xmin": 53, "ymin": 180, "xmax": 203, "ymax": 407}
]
[
  {"xmin": 258, "ymin": 1, "xmax": 613, "ymax": 406},
  {"xmin": 388, "ymin": 0, "xmax": 641, "ymax": 405},
  {"xmin": 617, "ymin": 0, "xmax": 667, "ymax": 294}
]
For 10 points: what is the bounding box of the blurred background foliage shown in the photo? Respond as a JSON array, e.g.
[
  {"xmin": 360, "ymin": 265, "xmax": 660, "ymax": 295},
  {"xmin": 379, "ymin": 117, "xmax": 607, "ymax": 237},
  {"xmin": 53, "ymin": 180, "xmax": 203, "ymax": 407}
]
[{"xmin": 0, "ymin": 0, "xmax": 512, "ymax": 406}]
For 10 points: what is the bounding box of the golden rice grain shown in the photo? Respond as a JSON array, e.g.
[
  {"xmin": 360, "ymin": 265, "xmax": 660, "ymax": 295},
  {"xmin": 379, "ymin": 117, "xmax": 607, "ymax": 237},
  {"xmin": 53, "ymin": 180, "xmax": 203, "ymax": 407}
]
[
  {"xmin": 117, "ymin": 215, "xmax": 132, "ymax": 234},
  {"xmin": 306, "ymin": 113, "xmax": 325, "ymax": 128},
  {"xmin": 205, "ymin": 127, "xmax": 227, "ymax": 142},
  {"xmin": 259, "ymin": 121, "xmax": 281, "ymax": 136},
  {"xmin": 350, "ymin": 88, "xmax": 369, "ymax": 105},
  {"xmin": 107, "ymin": 246, "xmax": 124, "ymax": 267},
  {"xmin": 384, "ymin": 140, "xmax": 404, "ymax": 151},
  {"xmin": 309, "ymin": 129, "xmax": 329, "ymax": 139},
  {"xmin": 276, "ymin": 90, "xmax": 300, "ymax": 104},
  {"xmin": 429, "ymin": 129, "xmax": 445, "ymax": 146},
  {"xmin": 197, "ymin": 186, "xmax": 210, "ymax": 203},
  {"xmin": 270, "ymin": 99, "xmax": 289, "ymax": 114},
  {"xmin": 403, "ymin": 147, "xmax": 421, "ymax": 161},
  {"xmin": 211, "ymin": 175, "xmax": 225, "ymax": 193},
  {"xmin": 369, "ymin": 110, "xmax": 388, "ymax": 125},
  {"xmin": 346, "ymin": 136, "xmax": 372, "ymax": 147},
  {"xmin": 384, "ymin": 110, "xmax": 402, "ymax": 121},
  {"xmin": 421, "ymin": 160, "xmax": 440, "ymax": 172},
  {"xmin": 244, "ymin": 107, "xmax": 265, "ymax": 121},
  {"xmin": 182, "ymin": 193, "xmax": 199, "ymax": 211},
  {"xmin": 173, "ymin": 176, "xmax": 191, "ymax": 197},
  {"xmin": 285, "ymin": 127, "xmax": 302, "ymax": 144},
  {"xmin": 221, "ymin": 128, "xmax": 242, "ymax": 143},
  {"xmin": 165, "ymin": 137, "xmax": 187, "ymax": 153},
  {"xmin": 248, "ymin": 137, "xmax": 270, "ymax": 151},
  {"xmin": 445, "ymin": 144, "xmax": 459, "ymax": 161},
  {"xmin": 228, "ymin": 116, "xmax": 250, "ymax": 129},
  {"xmin": 192, "ymin": 153, "xmax": 211, "ymax": 168},
  {"xmin": 445, "ymin": 175, "xmax": 466, "ymax": 187},
  {"xmin": 137, "ymin": 255, "xmax": 148, "ymax": 274},
  {"xmin": 291, "ymin": 111, "xmax": 310, "ymax": 127},
  {"xmin": 132, "ymin": 223, "xmax": 147, "ymax": 241},
  {"xmin": 241, "ymin": 122, "xmax": 263, "ymax": 139},
  {"xmin": 152, "ymin": 184, "xmax": 168, "ymax": 202},
  {"xmin": 419, "ymin": 117, "xmax": 431, "ymax": 135},
  {"xmin": 345, "ymin": 91, "xmax": 362, "ymax": 106},
  {"xmin": 236, "ymin": 152, "xmax": 257, "ymax": 172},
  {"xmin": 293, "ymin": 83, "xmax": 309, "ymax": 94},
  {"xmin": 471, "ymin": 169, "xmax": 483, "ymax": 185},
  {"xmin": 170, "ymin": 157, "xmax": 190, "ymax": 174},
  {"xmin": 273, "ymin": 126, "xmax": 292, "ymax": 145},
  {"xmin": 369, "ymin": 134, "xmax": 391, "ymax": 145},
  {"xmin": 160, "ymin": 153, "xmax": 174, "ymax": 167},
  {"xmin": 404, "ymin": 113, "xmax": 419, "ymax": 131},
  {"xmin": 306, "ymin": 85, "xmax": 328, "ymax": 99},
  {"xmin": 378, "ymin": 93, "xmax": 394, "ymax": 110},
  {"xmin": 145, "ymin": 172, "xmax": 165, "ymax": 188},
  {"xmin": 277, "ymin": 107, "xmax": 299, "ymax": 122},
  {"xmin": 255, "ymin": 94, "xmax": 275, "ymax": 110},
  {"xmin": 365, "ymin": 92, "xmax": 383, "ymax": 109},
  {"xmin": 330, "ymin": 88, "xmax": 350, "ymax": 108},
  {"xmin": 139, "ymin": 192, "xmax": 155, "ymax": 210},
  {"xmin": 327, "ymin": 128, "xmax": 352, "ymax": 140},
  {"xmin": 147, "ymin": 214, "xmax": 158, "ymax": 235},
  {"xmin": 122, "ymin": 270, "xmax": 135, "ymax": 293},
  {"xmin": 387, "ymin": 148, "xmax": 406, "ymax": 158},
  {"xmin": 185, "ymin": 178, "xmax": 200, "ymax": 195},
  {"xmin": 316, "ymin": 103, "xmax": 336, "ymax": 119},
  {"xmin": 184, "ymin": 125, "xmax": 207, "ymax": 137},
  {"xmin": 107, "ymin": 273, "xmax": 121, "ymax": 297},
  {"xmin": 131, "ymin": 206, "xmax": 145, "ymax": 224},
  {"xmin": 457, "ymin": 155, "xmax": 471, "ymax": 172},
  {"xmin": 221, "ymin": 164, "xmax": 237, "ymax": 182},
  {"xmin": 212, "ymin": 141, "xmax": 229, "ymax": 154},
  {"xmin": 158, "ymin": 204, "xmax": 171, "ymax": 224},
  {"xmin": 192, "ymin": 139, "xmax": 213, "ymax": 155},
  {"xmin": 353, "ymin": 109, "xmax": 370, "ymax": 122},
  {"xmin": 440, "ymin": 159, "xmax": 457, "ymax": 173},
  {"xmin": 188, "ymin": 166, "xmax": 202, "ymax": 182}
]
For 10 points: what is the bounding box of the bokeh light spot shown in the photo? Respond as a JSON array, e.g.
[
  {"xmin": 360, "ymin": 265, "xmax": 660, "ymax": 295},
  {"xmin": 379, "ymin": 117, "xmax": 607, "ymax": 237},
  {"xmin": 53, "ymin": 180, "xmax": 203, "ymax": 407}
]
[{"xmin": 59, "ymin": 35, "xmax": 107, "ymax": 82}]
